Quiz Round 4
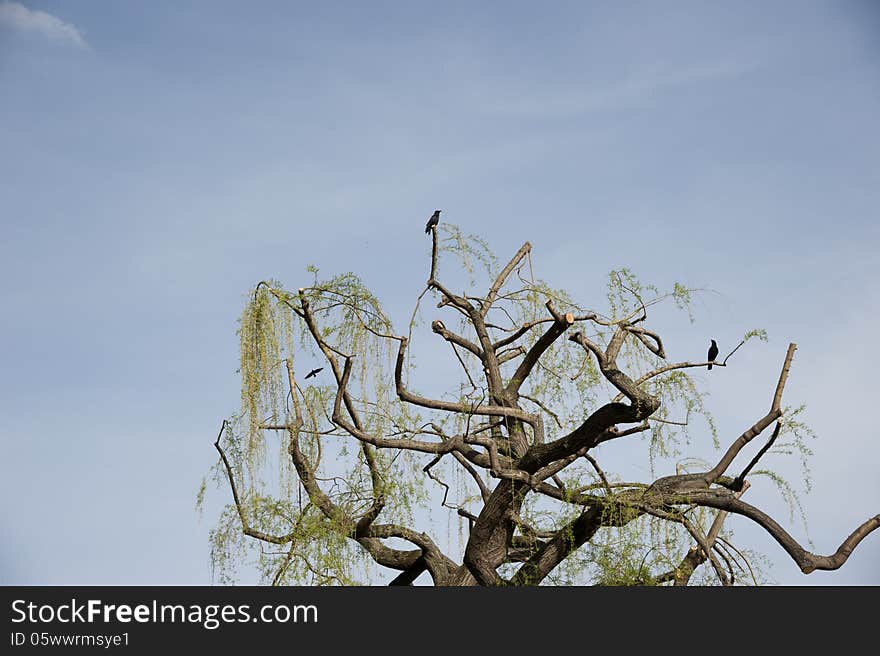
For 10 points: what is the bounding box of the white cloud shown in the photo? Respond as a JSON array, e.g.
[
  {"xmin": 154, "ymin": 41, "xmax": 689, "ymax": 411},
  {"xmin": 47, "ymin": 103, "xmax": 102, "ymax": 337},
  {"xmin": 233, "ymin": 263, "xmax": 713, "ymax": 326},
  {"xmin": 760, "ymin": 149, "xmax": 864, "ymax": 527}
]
[{"xmin": 0, "ymin": 2, "xmax": 88, "ymax": 49}]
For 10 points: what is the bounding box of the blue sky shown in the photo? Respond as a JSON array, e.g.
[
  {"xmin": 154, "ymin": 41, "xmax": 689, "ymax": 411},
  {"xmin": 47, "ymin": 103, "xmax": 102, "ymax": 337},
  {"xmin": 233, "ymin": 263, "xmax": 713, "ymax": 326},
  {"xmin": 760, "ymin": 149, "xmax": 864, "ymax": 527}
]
[{"xmin": 1, "ymin": 1, "xmax": 878, "ymax": 585}]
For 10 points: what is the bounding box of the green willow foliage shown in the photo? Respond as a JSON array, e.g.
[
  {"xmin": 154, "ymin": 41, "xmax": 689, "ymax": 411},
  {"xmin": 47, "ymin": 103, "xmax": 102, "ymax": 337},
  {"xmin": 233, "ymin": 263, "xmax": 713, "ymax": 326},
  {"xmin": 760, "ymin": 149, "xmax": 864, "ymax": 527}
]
[{"xmin": 199, "ymin": 224, "xmax": 814, "ymax": 585}]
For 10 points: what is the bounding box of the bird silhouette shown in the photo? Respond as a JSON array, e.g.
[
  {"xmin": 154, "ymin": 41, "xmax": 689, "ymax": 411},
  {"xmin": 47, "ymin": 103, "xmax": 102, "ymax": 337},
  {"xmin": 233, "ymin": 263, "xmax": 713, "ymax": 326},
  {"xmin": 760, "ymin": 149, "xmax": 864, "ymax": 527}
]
[
  {"xmin": 707, "ymin": 340, "xmax": 719, "ymax": 370},
  {"xmin": 425, "ymin": 210, "xmax": 441, "ymax": 234},
  {"xmin": 305, "ymin": 367, "xmax": 323, "ymax": 379}
]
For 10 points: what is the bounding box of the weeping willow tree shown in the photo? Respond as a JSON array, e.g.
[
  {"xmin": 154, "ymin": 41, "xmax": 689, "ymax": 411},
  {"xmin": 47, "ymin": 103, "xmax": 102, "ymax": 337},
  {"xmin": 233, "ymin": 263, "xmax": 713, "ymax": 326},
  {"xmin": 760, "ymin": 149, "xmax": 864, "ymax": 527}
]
[{"xmin": 199, "ymin": 223, "xmax": 879, "ymax": 586}]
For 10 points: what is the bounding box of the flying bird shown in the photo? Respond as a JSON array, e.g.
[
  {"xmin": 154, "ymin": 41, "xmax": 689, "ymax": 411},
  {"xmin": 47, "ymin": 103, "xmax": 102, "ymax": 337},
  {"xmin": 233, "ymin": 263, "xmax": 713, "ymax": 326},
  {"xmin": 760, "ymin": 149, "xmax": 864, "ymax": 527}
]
[
  {"xmin": 425, "ymin": 210, "xmax": 441, "ymax": 234},
  {"xmin": 707, "ymin": 340, "xmax": 719, "ymax": 370},
  {"xmin": 305, "ymin": 367, "xmax": 323, "ymax": 379}
]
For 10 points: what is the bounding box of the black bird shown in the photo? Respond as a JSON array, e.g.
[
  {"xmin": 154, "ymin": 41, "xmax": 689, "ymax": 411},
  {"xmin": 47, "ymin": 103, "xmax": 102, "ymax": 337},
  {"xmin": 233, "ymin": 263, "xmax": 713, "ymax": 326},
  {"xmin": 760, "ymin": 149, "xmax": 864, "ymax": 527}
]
[
  {"xmin": 304, "ymin": 367, "xmax": 323, "ymax": 379},
  {"xmin": 707, "ymin": 340, "xmax": 719, "ymax": 370},
  {"xmin": 425, "ymin": 210, "xmax": 441, "ymax": 234}
]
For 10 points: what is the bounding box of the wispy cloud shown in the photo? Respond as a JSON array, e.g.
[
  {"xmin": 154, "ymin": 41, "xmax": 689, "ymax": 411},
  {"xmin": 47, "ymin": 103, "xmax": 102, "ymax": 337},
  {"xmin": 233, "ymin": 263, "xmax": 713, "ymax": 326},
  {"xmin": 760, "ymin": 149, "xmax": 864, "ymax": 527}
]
[
  {"xmin": 480, "ymin": 58, "xmax": 760, "ymax": 120},
  {"xmin": 0, "ymin": 2, "xmax": 88, "ymax": 49}
]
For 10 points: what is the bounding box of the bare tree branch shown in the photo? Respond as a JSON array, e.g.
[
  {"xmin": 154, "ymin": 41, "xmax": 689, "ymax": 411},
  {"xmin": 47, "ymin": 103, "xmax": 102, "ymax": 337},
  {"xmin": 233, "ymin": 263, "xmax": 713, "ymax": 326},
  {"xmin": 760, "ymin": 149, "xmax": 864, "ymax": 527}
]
[
  {"xmin": 672, "ymin": 482, "xmax": 750, "ymax": 586},
  {"xmin": 482, "ymin": 241, "xmax": 531, "ymax": 317},
  {"xmin": 431, "ymin": 319, "xmax": 483, "ymax": 357},
  {"xmin": 504, "ymin": 301, "xmax": 575, "ymax": 396},
  {"xmin": 670, "ymin": 489, "xmax": 880, "ymax": 575},
  {"xmin": 627, "ymin": 325, "xmax": 666, "ymax": 359},
  {"xmin": 730, "ymin": 422, "xmax": 781, "ymax": 491},
  {"xmin": 706, "ymin": 343, "xmax": 796, "ymax": 483},
  {"xmin": 388, "ymin": 556, "xmax": 427, "ymax": 586},
  {"xmin": 497, "ymin": 345, "xmax": 526, "ymax": 364}
]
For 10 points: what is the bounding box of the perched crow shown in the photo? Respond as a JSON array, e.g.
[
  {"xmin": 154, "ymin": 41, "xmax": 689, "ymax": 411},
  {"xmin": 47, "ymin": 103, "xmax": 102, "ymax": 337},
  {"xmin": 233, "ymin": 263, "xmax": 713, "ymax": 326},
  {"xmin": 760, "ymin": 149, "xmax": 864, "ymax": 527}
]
[
  {"xmin": 304, "ymin": 367, "xmax": 323, "ymax": 379},
  {"xmin": 707, "ymin": 340, "xmax": 719, "ymax": 370},
  {"xmin": 425, "ymin": 210, "xmax": 441, "ymax": 234}
]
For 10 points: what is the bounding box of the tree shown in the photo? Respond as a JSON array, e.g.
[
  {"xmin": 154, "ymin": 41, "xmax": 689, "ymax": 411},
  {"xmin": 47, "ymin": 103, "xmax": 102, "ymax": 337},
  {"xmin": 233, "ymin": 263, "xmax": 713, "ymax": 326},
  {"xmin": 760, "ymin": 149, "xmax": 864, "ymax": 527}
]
[{"xmin": 200, "ymin": 224, "xmax": 879, "ymax": 586}]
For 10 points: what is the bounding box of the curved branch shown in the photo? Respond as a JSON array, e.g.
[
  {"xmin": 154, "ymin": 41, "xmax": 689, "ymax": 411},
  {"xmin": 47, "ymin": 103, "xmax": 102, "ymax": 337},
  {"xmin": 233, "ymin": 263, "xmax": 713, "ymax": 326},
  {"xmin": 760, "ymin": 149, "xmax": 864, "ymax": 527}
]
[
  {"xmin": 362, "ymin": 524, "xmax": 456, "ymax": 580},
  {"xmin": 213, "ymin": 421, "xmax": 296, "ymax": 545},
  {"xmin": 675, "ymin": 489, "xmax": 880, "ymax": 575},
  {"xmin": 568, "ymin": 330, "xmax": 605, "ymax": 366},
  {"xmin": 333, "ymin": 356, "xmax": 466, "ymax": 454},
  {"xmin": 492, "ymin": 321, "xmax": 543, "ymax": 351},
  {"xmin": 431, "ymin": 319, "xmax": 483, "ymax": 357},
  {"xmin": 673, "ymin": 482, "xmax": 750, "ymax": 586},
  {"xmin": 626, "ymin": 325, "xmax": 666, "ymax": 359}
]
